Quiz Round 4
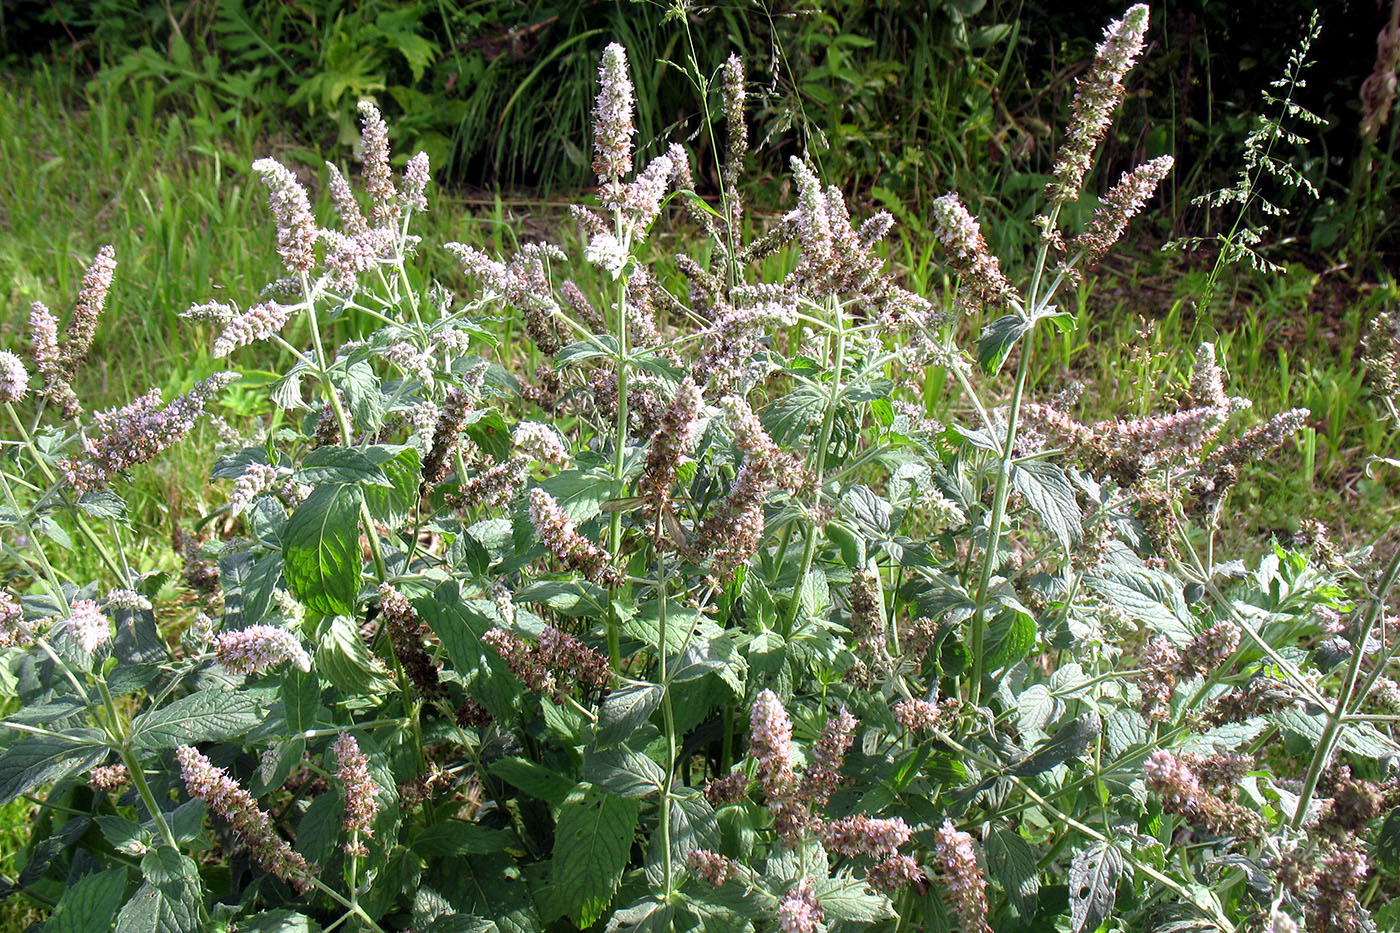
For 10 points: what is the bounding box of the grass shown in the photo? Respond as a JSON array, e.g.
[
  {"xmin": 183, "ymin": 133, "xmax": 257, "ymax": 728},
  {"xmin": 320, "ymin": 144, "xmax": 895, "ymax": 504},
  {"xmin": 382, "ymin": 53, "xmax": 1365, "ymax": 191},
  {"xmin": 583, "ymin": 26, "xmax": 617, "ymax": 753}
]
[{"xmin": 0, "ymin": 50, "xmax": 1396, "ymax": 926}]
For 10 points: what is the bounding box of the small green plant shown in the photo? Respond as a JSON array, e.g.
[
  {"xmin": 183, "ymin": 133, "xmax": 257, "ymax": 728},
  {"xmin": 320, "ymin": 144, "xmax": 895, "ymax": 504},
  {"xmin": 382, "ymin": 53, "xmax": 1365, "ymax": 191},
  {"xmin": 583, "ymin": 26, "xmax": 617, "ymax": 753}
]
[{"xmin": 0, "ymin": 8, "xmax": 1397, "ymax": 933}]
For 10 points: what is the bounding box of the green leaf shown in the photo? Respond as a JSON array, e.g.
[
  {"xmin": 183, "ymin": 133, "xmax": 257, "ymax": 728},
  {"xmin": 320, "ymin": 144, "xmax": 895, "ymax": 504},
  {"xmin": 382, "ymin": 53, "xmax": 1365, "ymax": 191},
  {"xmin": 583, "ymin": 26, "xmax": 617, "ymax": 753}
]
[
  {"xmin": 596, "ymin": 683, "xmax": 663, "ymax": 746},
  {"xmin": 281, "ymin": 668, "xmax": 321, "ymax": 734},
  {"xmin": 340, "ymin": 360, "xmax": 385, "ymax": 433},
  {"xmin": 242, "ymin": 551, "xmax": 284, "ymax": 628},
  {"xmin": 283, "ymin": 483, "xmax": 364, "ymax": 616},
  {"xmin": 115, "ymin": 846, "xmax": 202, "ymax": 933},
  {"xmin": 1086, "ymin": 565, "xmax": 1194, "ymax": 644},
  {"xmin": 551, "ymin": 786, "xmax": 638, "ymax": 928},
  {"xmin": 1069, "ymin": 842, "xmax": 1122, "ymax": 933},
  {"xmin": 811, "ymin": 874, "xmax": 897, "ymax": 922},
  {"xmin": 418, "ymin": 587, "xmax": 516, "ymax": 719},
  {"xmin": 489, "ymin": 756, "xmax": 576, "ymax": 806},
  {"xmin": 582, "ymin": 747, "xmax": 666, "ymax": 798},
  {"xmin": 0, "ymin": 728, "xmax": 107, "ymax": 804},
  {"xmin": 463, "ymin": 408, "xmax": 511, "ymax": 462},
  {"xmin": 1377, "ymin": 808, "xmax": 1400, "ymax": 871},
  {"xmin": 361, "ymin": 445, "xmax": 422, "ymax": 529},
  {"xmin": 984, "ymin": 607, "xmax": 1036, "ymax": 672},
  {"xmin": 44, "ymin": 867, "xmax": 128, "ymax": 933},
  {"xmin": 1012, "ymin": 459, "xmax": 1082, "ymax": 550},
  {"xmin": 762, "ymin": 384, "xmax": 827, "ymax": 445},
  {"xmin": 977, "ymin": 314, "xmax": 1031, "ymax": 374},
  {"xmin": 236, "ymin": 911, "xmax": 323, "ymax": 933},
  {"xmin": 129, "ymin": 689, "xmax": 263, "ymax": 751},
  {"xmin": 538, "ymin": 468, "xmax": 625, "ymax": 525},
  {"xmin": 986, "ymin": 827, "xmax": 1040, "ymax": 919},
  {"xmin": 411, "ymin": 821, "xmax": 513, "ymax": 856},
  {"xmin": 1010, "ymin": 712, "xmax": 1101, "ymax": 778},
  {"xmin": 314, "ymin": 614, "xmax": 394, "ymax": 696},
  {"xmin": 77, "ymin": 489, "xmax": 127, "ymax": 521},
  {"xmin": 294, "ymin": 447, "xmax": 393, "ymax": 487}
]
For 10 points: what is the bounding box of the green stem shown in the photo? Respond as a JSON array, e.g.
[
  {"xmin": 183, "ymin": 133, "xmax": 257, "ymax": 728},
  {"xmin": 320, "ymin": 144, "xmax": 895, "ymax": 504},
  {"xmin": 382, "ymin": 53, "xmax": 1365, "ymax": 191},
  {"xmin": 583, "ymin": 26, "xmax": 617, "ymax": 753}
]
[
  {"xmin": 780, "ymin": 297, "xmax": 846, "ymax": 639},
  {"xmin": 656, "ymin": 532, "xmax": 676, "ymax": 897},
  {"xmin": 606, "ymin": 214, "xmax": 631, "ymax": 671},
  {"xmin": 1292, "ymin": 544, "xmax": 1400, "ymax": 826}
]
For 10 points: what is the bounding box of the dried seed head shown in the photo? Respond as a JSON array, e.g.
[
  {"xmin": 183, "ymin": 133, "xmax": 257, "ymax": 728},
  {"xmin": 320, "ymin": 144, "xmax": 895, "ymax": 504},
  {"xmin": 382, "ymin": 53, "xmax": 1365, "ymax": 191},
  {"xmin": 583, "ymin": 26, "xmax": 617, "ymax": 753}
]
[
  {"xmin": 379, "ymin": 583, "xmax": 445, "ymax": 701},
  {"xmin": 592, "ymin": 43, "xmax": 636, "ymax": 182}
]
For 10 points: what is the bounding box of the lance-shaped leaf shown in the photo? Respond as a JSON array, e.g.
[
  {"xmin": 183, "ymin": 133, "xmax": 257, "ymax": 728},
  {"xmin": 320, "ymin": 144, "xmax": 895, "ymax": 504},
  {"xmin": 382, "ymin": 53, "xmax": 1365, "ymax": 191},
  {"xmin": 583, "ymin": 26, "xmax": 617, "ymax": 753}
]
[
  {"xmin": 1069, "ymin": 842, "xmax": 1122, "ymax": 933},
  {"xmin": 551, "ymin": 786, "xmax": 638, "ymax": 927},
  {"xmin": 283, "ymin": 483, "xmax": 364, "ymax": 616}
]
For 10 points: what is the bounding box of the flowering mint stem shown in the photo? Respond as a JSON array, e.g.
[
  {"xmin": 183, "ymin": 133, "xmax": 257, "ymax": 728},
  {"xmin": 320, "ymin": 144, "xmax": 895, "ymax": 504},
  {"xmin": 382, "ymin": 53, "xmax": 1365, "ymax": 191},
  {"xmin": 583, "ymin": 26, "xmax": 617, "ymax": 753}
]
[
  {"xmin": 780, "ymin": 296, "xmax": 846, "ymax": 640},
  {"xmin": 1291, "ymin": 543, "xmax": 1400, "ymax": 827},
  {"xmin": 967, "ymin": 205, "xmax": 1059, "ymax": 707},
  {"xmin": 605, "ymin": 219, "xmax": 630, "ymax": 670},
  {"xmin": 655, "ymin": 533, "xmax": 677, "ymax": 897},
  {"xmin": 5, "ymin": 403, "xmax": 127, "ymax": 581}
]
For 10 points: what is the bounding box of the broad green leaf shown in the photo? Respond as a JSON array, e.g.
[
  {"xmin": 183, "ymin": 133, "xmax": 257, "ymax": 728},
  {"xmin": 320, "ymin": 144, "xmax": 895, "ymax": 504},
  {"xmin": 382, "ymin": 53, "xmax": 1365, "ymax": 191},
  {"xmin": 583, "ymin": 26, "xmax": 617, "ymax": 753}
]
[
  {"xmin": 77, "ymin": 489, "xmax": 127, "ymax": 521},
  {"xmin": 489, "ymin": 756, "xmax": 576, "ymax": 806},
  {"xmin": 115, "ymin": 846, "xmax": 201, "ymax": 933},
  {"xmin": 129, "ymin": 690, "xmax": 262, "ymax": 751},
  {"xmin": 1376, "ymin": 808, "xmax": 1400, "ymax": 872},
  {"xmin": 1069, "ymin": 842, "xmax": 1122, "ymax": 933},
  {"xmin": 44, "ymin": 867, "xmax": 128, "ymax": 933},
  {"xmin": 986, "ymin": 827, "xmax": 1040, "ymax": 918},
  {"xmin": 242, "ymin": 551, "xmax": 284, "ymax": 628},
  {"xmin": 341, "ymin": 360, "xmax": 385, "ymax": 433},
  {"xmin": 551, "ymin": 786, "xmax": 638, "ymax": 928},
  {"xmin": 1009, "ymin": 712, "xmax": 1101, "ymax": 778},
  {"xmin": 977, "ymin": 314, "xmax": 1031, "ymax": 374},
  {"xmin": 1086, "ymin": 564, "xmax": 1194, "ymax": 644},
  {"xmin": 1012, "ymin": 458, "xmax": 1081, "ymax": 550},
  {"xmin": 596, "ymin": 683, "xmax": 663, "ymax": 746},
  {"xmin": 538, "ymin": 468, "xmax": 625, "ymax": 525},
  {"xmin": 762, "ymin": 383, "xmax": 826, "ymax": 445},
  {"xmin": 294, "ymin": 447, "xmax": 393, "ymax": 487},
  {"xmin": 281, "ymin": 668, "xmax": 321, "ymax": 734},
  {"xmin": 583, "ymin": 747, "xmax": 666, "ymax": 798},
  {"xmin": 418, "ymin": 586, "xmax": 516, "ymax": 719},
  {"xmin": 0, "ymin": 728, "xmax": 107, "ymax": 804},
  {"xmin": 984, "ymin": 608, "xmax": 1036, "ymax": 672},
  {"xmin": 237, "ymin": 911, "xmax": 323, "ymax": 932},
  {"xmin": 283, "ymin": 483, "xmax": 364, "ymax": 616},
  {"xmin": 362, "ymin": 445, "xmax": 422, "ymax": 529},
  {"xmin": 411, "ymin": 820, "xmax": 513, "ymax": 856},
  {"xmin": 811, "ymin": 874, "xmax": 897, "ymax": 922},
  {"xmin": 463, "ymin": 408, "xmax": 511, "ymax": 461},
  {"xmin": 314, "ymin": 615, "xmax": 393, "ymax": 696}
]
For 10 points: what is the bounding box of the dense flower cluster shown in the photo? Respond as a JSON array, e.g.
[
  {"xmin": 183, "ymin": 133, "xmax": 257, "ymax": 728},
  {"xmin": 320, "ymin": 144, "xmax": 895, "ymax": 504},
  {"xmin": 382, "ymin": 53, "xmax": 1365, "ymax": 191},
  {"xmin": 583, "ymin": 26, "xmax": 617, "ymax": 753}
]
[
  {"xmin": 1144, "ymin": 750, "xmax": 1263, "ymax": 839},
  {"xmin": 776, "ymin": 885, "xmax": 824, "ymax": 933},
  {"xmin": 59, "ymin": 372, "xmax": 237, "ymax": 490},
  {"xmin": 66, "ymin": 599, "xmax": 110, "ymax": 653},
  {"xmin": 483, "ymin": 625, "xmax": 610, "ymax": 700},
  {"xmin": 176, "ymin": 745, "xmax": 315, "ymax": 891},
  {"xmin": 333, "ymin": 733, "xmax": 380, "ymax": 857},
  {"xmin": 212, "ymin": 625, "xmax": 311, "ymax": 675},
  {"xmin": 528, "ymin": 488, "xmax": 624, "ymax": 587},
  {"xmin": 933, "ymin": 821, "xmax": 992, "ymax": 933},
  {"xmin": 378, "ymin": 584, "xmax": 445, "ymax": 701}
]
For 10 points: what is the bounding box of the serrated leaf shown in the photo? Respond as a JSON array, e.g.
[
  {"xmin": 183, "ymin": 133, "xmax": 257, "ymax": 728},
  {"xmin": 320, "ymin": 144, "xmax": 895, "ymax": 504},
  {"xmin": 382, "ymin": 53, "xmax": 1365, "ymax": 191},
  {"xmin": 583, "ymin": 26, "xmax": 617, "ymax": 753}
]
[
  {"xmin": 77, "ymin": 489, "xmax": 127, "ymax": 521},
  {"xmin": 551, "ymin": 786, "xmax": 638, "ymax": 927},
  {"xmin": 115, "ymin": 846, "xmax": 201, "ymax": 933},
  {"xmin": 1017, "ymin": 685, "xmax": 1060, "ymax": 737},
  {"xmin": 1086, "ymin": 566, "xmax": 1193, "ymax": 644},
  {"xmin": 463, "ymin": 408, "xmax": 511, "ymax": 462},
  {"xmin": 1069, "ymin": 843, "xmax": 1122, "ymax": 933},
  {"xmin": 538, "ymin": 469, "xmax": 625, "ymax": 525},
  {"xmin": 294, "ymin": 447, "xmax": 393, "ymax": 487},
  {"xmin": 811, "ymin": 874, "xmax": 897, "ymax": 922},
  {"xmin": 242, "ymin": 551, "xmax": 283, "ymax": 628},
  {"xmin": 984, "ymin": 608, "xmax": 1036, "ymax": 672},
  {"xmin": 341, "ymin": 360, "xmax": 384, "ymax": 433},
  {"xmin": 1010, "ymin": 712, "xmax": 1101, "ymax": 778},
  {"xmin": 1012, "ymin": 458, "xmax": 1081, "ymax": 550},
  {"xmin": 986, "ymin": 827, "xmax": 1040, "ymax": 919},
  {"xmin": 412, "ymin": 820, "xmax": 513, "ymax": 856},
  {"xmin": 489, "ymin": 756, "xmax": 576, "ymax": 806},
  {"xmin": 596, "ymin": 683, "xmax": 663, "ymax": 746},
  {"xmin": 0, "ymin": 728, "xmax": 108, "ymax": 803},
  {"xmin": 236, "ymin": 911, "xmax": 322, "ymax": 933},
  {"xmin": 44, "ymin": 867, "xmax": 128, "ymax": 933},
  {"xmin": 281, "ymin": 668, "xmax": 321, "ymax": 734},
  {"xmin": 129, "ymin": 689, "xmax": 262, "ymax": 751},
  {"xmin": 361, "ymin": 445, "xmax": 422, "ymax": 529},
  {"xmin": 1378, "ymin": 808, "xmax": 1400, "ymax": 872},
  {"xmin": 978, "ymin": 314, "xmax": 1031, "ymax": 374},
  {"xmin": 762, "ymin": 383, "xmax": 826, "ymax": 445},
  {"xmin": 583, "ymin": 747, "xmax": 666, "ymax": 798},
  {"xmin": 283, "ymin": 483, "xmax": 364, "ymax": 616},
  {"xmin": 314, "ymin": 615, "xmax": 393, "ymax": 696}
]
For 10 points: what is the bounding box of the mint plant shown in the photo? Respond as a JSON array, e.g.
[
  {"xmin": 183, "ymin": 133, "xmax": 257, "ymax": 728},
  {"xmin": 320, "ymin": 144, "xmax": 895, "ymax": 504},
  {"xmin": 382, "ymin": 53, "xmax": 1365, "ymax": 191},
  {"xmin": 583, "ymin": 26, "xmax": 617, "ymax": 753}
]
[{"xmin": 1, "ymin": 7, "xmax": 1397, "ymax": 932}]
